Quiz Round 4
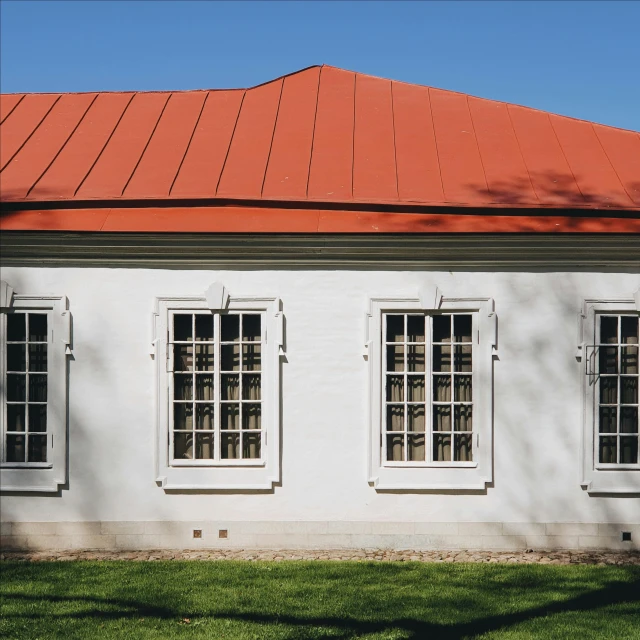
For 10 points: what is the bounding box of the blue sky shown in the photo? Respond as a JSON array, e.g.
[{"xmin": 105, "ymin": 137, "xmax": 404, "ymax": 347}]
[{"xmin": 1, "ymin": 1, "xmax": 638, "ymax": 131}]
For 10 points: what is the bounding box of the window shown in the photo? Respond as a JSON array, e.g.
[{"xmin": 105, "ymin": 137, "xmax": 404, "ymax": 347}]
[
  {"xmin": 367, "ymin": 292, "xmax": 496, "ymax": 491},
  {"xmin": 153, "ymin": 283, "xmax": 283, "ymax": 490},
  {"xmin": 0, "ymin": 281, "xmax": 70, "ymax": 492},
  {"xmin": 579, "ymin": 293, "xmax": 640, "ymax": 493}
]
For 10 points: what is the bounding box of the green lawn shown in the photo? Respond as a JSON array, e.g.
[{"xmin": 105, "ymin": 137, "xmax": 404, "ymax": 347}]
[{"xmin": 0, "ymin": 561, "xmax": 639, "ymax": 639}]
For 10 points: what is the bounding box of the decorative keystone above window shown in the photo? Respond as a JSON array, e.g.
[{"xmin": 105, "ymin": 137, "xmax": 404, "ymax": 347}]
[
  {"xmin": 578, "ymin": 289, "xmax": 640, "ymax": 494},
  {"xmin": 0, "ymin": 281, "xmax": 72, "ymax": 493},
  {"xmin": 152, "ymin": 282, "xmax": 284, "ymax": 491},
  {"xmin": 365, "ymin": 290, "xmax": 496, "ymax": 491}
]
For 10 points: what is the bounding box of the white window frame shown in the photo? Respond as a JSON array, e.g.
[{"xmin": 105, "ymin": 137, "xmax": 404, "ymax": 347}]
[
  {"xmin": 578, "ymin": 291, "xmax": 640, "ymax": 494},
  {"xmin": 153, "ymin": 283, "xmax": 283, "ymax": 490},
  {"xmin": 366, "ymin": 289, "xmax": 496, "ymax": 491},
  {"xmin": 0, "ymin": 280, "xmax": 71, "ymax": 492}
]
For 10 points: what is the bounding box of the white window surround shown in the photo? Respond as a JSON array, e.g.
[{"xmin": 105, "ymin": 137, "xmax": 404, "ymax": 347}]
[
  {"xmin": 0, "ymin": 280, "xmax": 71, "ymax": 493},
  {"xmin": 578, "ymin": 289, "xmax": 640, "ymax": 495},
  {"xmin": 366, "ymin": 288, "xmax": 497, "ymax": 491},
  {"xmin": 153, "ymin": 283, "xmax": 284, "ymax": 490}
]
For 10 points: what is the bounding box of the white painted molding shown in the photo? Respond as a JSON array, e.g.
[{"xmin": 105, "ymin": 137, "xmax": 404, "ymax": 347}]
[
  {"xmin": 418, "ymin": 286, "xmax": 442, "ymax": 310},
  {"xmin": 0, "ymin": 280, "xmax": 14, "ymax": 309},
  {"xmin": 634, "ymin": 287, "xmax": 640, "ymax": 311},
  {"xmin": 204, "ymin": 282, "xmax": 229, "ymax": 311}
]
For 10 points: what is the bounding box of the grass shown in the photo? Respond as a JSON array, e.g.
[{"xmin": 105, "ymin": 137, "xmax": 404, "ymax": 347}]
[{"xmin": 0, "ymin": 561, "xmax": 639, "ymax": 639}]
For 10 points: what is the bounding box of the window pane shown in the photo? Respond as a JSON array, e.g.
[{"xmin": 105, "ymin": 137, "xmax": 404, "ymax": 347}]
[
  {"xmin": 386, "ymin": 375, "xmax": 404, "ymax": 402},
  {"xmin": 432, "ymin": 315, "xmax": 451, "ymax": 343},
  {"xmin": 173, "ymin": 314, "xmax": 192, "ymax": 341},
  {"xmin": 242, "ymin": 344, "xmax": 261, "ymax": 371},
  {"xmin": 407, "ymin": 345, "xmax": 425, "ymax": 372},
  {"xmin": 28, "ymin": 344, "xmax": 47, "ymax": 372},
  {"xmin": 174, "ymin": 433, "xmax": 193, "ymax": 459},
  {"xmin": 221, "ymin": 404, "xmax": 239, "ymax": 430},
  {"xmin": 432, "ymin": 345, "xmax": 451, "ymax": 372},
  {"xmin": 454, "ymin": 434, "xmax": 473, "ymax": 462},
  {"xmin": 221, "ymin": 432, "xmax": 240, "ymax": 459},
  {"xmin": 454, "ymin": 346, "xmax": 472, "ymax": 372},
  {"xmin": 407, "ymin": 376, "xmax": 425, "ymax": 402},
  {"xmin": 28, "ymin": 434, "xmax": 47, "ymax": 463},
  {"xmin": 28, "ymin": 405, "xmax": 47, "ymax": 432},
  {"xmin": 600, "ymin": 317, "xmax": 618, "ymax": 344},
  {"xmin": 222, "ymin": 374, "xmax": 240, "ymax": 400},
  {"xmin": 600, "ymin": 377, "xmax": 617, "ymax": 404},
  {"xmin": 221, "ymin": 315, "xmax": 240, "ymax": 342},
  {"xmin": 407, "ymin": 315, "xmax": 425, "ymax": 342},
  {"xmin": 7, "ymin": 344, "xmax": 25, "ymax": 372},
  {"xmin": 599, "ymin": 407, "xmax": 617, "ymax": 433},
  {"xmin": 7, "ymin": 374, "xmax": 26, "ymax": 401},
  {"xmin": 621, "ymin": 347, "xmax": 638, "ymax": 374},
  {"xmin": 433, "ymin": 405, "xmax": 451, "ymax": 431},
  {"xmin": 243, "ymin": 374, "xmax": 261, "ymax": 400},
  {"xmin": 386, "ymin": 345, "xmax": 404, "ymax": 372},
  {"xmin": 243, "ymin": 433, "xmax": 261, "ymax": 459},
  {"xmin": 28, "ymin": 375, "xmax": 46, "ymax": 404},
  {"xmin": 242, "ymin": 315, "xmax": 261, "ymax": 342},
  {"xmin": 433, "ymin": 375, "xmax": 451, "ymax": 402},
  {"xmin": 408, "ymin": 405, "xmax": 425, "ymax": 432},
  {"xmin": 221, "ymin": 344, "xmax": 240, "ymax": 371},
  {"xmin": 433, "ymin": 434, "xmax": 451, "ymax": 461},
  {"xmin": 386, "ymin": 405, "xmax": 404, "ymax": 431},
  {"xmin": 599, "ymin": 347, "xmax": 618, "ymax": 374},
  {"xmin": 454, "ymin": 375, "xmax": 472, "ymax": 402},
  {"xmin": 196, "ymin": 404, "xmax": 214, "ymax": 430},
  {"xmin": 386, "ymin": 434, "xmax": 404, "ymax": 461},
  {"xmin": 386, "ymin": 315, "xmax": 404, "ymax": 343},
  {"xmin": 195, "ymin": 433, "xmax": 214, "ymax": 459},
  {"xmin": 455, "ymin": 405, "xmax": 473, "ymax": 432},
  {"xmin": 242, "ymin": 404, "xmax": 261, "ymax": 430},
  {"xmin": 7, "ymin": 405, "xmax": 25, "ymax": 432},
  {"xmin": 196, "ymin": 374, "xmax": 214, "ymax": 401},
  {"xmin": 7, "ymin": 314, "xmax": 26, "ymax": 341},
  {"xmin": 454, "ymin": 315, "xmax": 472, "ymax": 343},
  {"xmin": 174, "ymin": 345, "xmax": 193, "ymax": 371},
  {"xmin": 621, "ymin": 378, "xmax": 638, "ymax": 405},
  {"xmin": 6, "ymin": 434, "xmax": 26, "ymax": 462},
  {"xmin": 599, "ymin": 437, "xmax": 617, "ymax": 463},
  {"xmin": 174, "ymin": 374, "xmax": 193, "ymax": 400},
  {"xmin": 408, "ymin": 434, "xmax": 425, "ymax": 461},
  {"xmin": 620, "ymin": 407, "xmax": 638, "ymax": 434},
  {"xmin": 174, "ymin": 404, "xmax": 193, "ymax": 430},
  {"xmin": 621, "ymin": 317, "xmax": 638, "ymax": 344},
  {"xmin": 195, "ymin": 315, "xmax": 214, "ymax": 341},
  {"xmin": 620, "ymin": 437, "xmax": 638, "ymax": 464},
  {"xmin": 195, "ymin": 344, "xmax": 214, "ymax": 371},
  {"xmin": 28, "ymin": 314, "xmax": 48, "ymax": 342}
]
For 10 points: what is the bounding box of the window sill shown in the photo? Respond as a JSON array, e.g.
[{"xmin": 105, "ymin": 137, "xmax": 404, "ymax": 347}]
[
  {"xmin": 382, "ymin": 461, "xmax": 478, "ymax": 469},
  {"xmin": 170, "ymin": 459, "xmax": 266, "ymax": 468},
  {"xmin": 1, "ymin": 463, "xmax": 53, "ymax": 470}
]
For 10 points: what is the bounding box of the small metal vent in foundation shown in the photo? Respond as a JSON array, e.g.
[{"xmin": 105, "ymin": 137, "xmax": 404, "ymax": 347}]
[
  {"xmin": 622, "ymin": 531, "xmax": 632, "ymax": 542},
  {"xmin": 193, "ymin": 529, "xmax": 202, "ymax": 539},
  {"xmin": 219, "ymin": 529, "xmax": 228, "ymax": 539}
]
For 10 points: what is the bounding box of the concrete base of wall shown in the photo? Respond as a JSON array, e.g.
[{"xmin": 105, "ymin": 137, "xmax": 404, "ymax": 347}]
[{"xmin": 2, "ymin": 521, "xmax": 639, "ymax": 552}]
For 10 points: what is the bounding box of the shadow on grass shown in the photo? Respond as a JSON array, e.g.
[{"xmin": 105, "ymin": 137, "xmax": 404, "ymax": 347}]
[{"xmin": 2, "ymin": 574, "xmax": 639, "ymax": 639}]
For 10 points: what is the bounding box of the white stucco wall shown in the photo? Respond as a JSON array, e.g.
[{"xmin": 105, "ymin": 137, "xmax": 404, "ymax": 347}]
[{"xmin": 1, "ymin": 266, "xmax": 639, "ymax": 545}]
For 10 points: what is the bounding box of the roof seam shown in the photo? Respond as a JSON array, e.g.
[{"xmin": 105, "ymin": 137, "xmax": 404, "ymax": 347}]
[
  {"xmin": 0, "ymin": 94, "xmax": 25, "ymax": 125},
  {"xmin": 350, "ymin": 72, "xmax": 356, "ymax": 200},
  {"xmin": 27, "ymin": 94, "xmax": 99, "ymax": 198},
  {"xmin": 389, "ymin": 82, "xmax": 400, "ymax": 200},
  {"xmin": 465, "ymin": 95, "xmax": 491, "ymax": 197},
  {"xmin": 426, "ymin": 88, "xmax": 446, "ymax": 201},
  {"xmin": 590, "ymin": 123, "xmax": 635, "ymax": 204},
  {"xmin": 505, "ymin": 104, "xmax": 541, "ymax": 204},
  {"xmin": 120, "ymin": 93, "xmax": 172, "ymax": 196},
  {"xmin": 169, "ymin": 92, "xmax": 209, "ymax": 197},
  {"xmin": 0, "ymin": 94, "xmax": 62, "ymax": 173},
  {"xmin": 260, "ymin": 79, "xmax": 285, "ymax": 198},
  {"xmin": 214, "ymin": 90, "xmax": 246, "ymax": 196},
  {"xmin": 547, "ymin": 113, "xmax": 587, "ymax": 204},
  {"xmin": 305, "ymin": 66, "xmax": 322, "ymax": 199},
  {"xmin": 73, "ymin": 93, "xmax": 137, "ymax": 197}
]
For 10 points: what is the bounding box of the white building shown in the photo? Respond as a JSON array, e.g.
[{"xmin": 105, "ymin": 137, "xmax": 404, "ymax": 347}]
[{"xmin": 1, "ymin": 66, "xmax": 639, "ymax": 551}]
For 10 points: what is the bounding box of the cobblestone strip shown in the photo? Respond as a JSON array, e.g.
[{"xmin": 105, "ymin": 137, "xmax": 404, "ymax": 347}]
[{"xmin": 2, "ymin": 549, "xmax": 639, "ymax": 564}]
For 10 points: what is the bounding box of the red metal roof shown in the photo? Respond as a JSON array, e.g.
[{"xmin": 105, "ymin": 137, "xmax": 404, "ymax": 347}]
[{"xmin": 1, "ymin": 65, "xmax": 639, "ymax": 233}]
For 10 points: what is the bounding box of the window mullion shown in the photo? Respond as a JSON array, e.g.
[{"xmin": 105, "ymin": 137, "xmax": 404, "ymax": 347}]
[
  {"xmin": 214, "ymin": 313, "xmax": 221, "ymax": 462},
  {"xmin": 426, "ymin": 314, "xmax": 433, "ymax": 463}
]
